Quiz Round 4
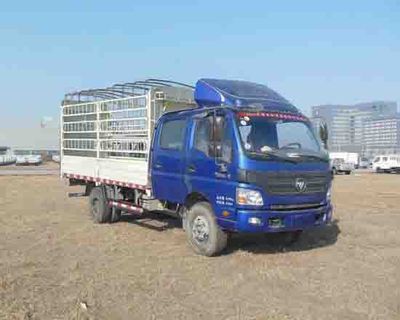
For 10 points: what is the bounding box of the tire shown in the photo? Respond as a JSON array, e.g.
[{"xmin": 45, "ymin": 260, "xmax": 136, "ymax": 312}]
[
  {"xmin": 89, "ymin": 187, "xmax": 111, "ymax": 223},
  {"xmin": 110, "ymin": 208, "xmax": 122, "ymax": 223},
  {"xmin": 332, "ymin": 168, "xmax": 337, "ymax": 175},
  {"xmin": 186, "ymin": 202, "xmax": 227, "ymax": 256},
  {"xmin": 345, "ymin": 171, "xmax": 351, "ymax": 175}
]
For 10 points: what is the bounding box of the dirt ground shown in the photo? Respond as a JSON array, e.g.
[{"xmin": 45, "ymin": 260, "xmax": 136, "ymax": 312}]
[{"xmin": 0, "ymin": 173, "xmax": 399, "ymax": 320}]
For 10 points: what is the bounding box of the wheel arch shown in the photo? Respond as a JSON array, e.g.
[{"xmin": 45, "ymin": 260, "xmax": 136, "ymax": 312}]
[{"xmin": 184, "ymin": 191, "xmax": 210, "ymax": 210}]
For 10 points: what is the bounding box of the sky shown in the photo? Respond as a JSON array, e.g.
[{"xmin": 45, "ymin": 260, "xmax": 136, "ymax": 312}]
[{"xmin": 0, "ymin": 0, "xmax": 399, "ymax": 148}]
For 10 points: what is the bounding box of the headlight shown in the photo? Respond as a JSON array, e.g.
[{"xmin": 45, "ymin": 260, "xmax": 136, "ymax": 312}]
[
  {"xmin": 326, "ymin": 186, "xmax": 332, "ymax": 202},
  {"xmin": 236, "ymin": 188, "xmax": 263, "ymax": 206}
]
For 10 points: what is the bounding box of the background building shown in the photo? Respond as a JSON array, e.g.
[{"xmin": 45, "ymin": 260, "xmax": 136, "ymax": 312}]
[
  {"xmin": 311, "ymin": 101, "xmax": 398, "ymax": 157},
  {"xmin": 363, "ymin": 115, "xmax": 400, "ymax": 157}
]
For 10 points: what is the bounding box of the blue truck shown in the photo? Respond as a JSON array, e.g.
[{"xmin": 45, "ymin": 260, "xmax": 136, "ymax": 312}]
[{"xmin": 61, "ymin": 78, "xmax": 333, "ymax": 256}]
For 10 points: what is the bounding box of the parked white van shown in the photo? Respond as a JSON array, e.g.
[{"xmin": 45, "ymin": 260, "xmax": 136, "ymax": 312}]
[{"xmin": 372, "ymin": 155, "xmax": 400, "ymax": 173}]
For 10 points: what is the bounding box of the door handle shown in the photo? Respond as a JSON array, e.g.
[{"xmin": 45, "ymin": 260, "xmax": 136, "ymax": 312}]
[
  {"xmin": 215, "ymin": 163, "xmax": 229, "ymax": 178},
  {"xmin": 154, "ymin": 163, "xmax": 163, "ymax": 169},
  {"xmin": 187, "ymin": 165, "xmax": 196, "ymax": 173},
  {"xmin": 217, "ymin": 163, "xmax": 228, "ymax": 173}
]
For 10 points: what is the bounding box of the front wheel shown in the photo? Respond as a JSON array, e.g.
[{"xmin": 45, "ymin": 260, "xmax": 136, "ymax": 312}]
[{"xmin": 186, "ymin": 202, "xmax": 227, "ymax": 256}]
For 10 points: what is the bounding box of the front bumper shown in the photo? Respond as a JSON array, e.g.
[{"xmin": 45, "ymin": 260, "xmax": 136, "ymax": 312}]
[{"xmin": 219, "ymin": 203, "xmax": 333, "ymax": 233}]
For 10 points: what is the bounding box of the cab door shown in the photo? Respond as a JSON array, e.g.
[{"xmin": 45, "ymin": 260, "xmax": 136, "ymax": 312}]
[
  {"xmin": 151, "ymin": 116, "xmax": 189, "ymax": 203},
  {"xmin": 185, "ymin": 110, "xmax": 237, "ymax": 218}
]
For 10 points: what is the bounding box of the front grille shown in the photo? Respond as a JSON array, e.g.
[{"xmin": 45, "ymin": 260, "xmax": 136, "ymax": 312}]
[
  {"xmin": 243, "ymin": 171, "xmax": 330, "ymax": 195},
  {"xmin": 270, "ymin": 203, "xmax": 324, "ymax": 211}
]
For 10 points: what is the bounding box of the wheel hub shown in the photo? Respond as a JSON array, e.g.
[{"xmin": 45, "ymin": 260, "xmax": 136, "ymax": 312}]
[{"xmin": 192, "ymin": 216, "xmax": 209, "ymax": 242}]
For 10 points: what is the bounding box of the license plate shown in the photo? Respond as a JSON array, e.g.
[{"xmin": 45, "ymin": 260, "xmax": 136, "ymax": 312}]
[{"xmin": 269, "ymin": 217, "xmax": 284, "ymax": 228}]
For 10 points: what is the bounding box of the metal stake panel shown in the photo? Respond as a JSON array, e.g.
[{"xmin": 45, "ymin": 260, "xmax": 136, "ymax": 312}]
[
  {"xmin": 62, "ymin": 95, "xmax": 150, "ymax": 160},
  {"xmin": 60, "ymin": 80, "xmax": 196, "ymax": 187},
  {"xmin": 61, "ymin": 84, "xmax": 196, "ymax": 161}
]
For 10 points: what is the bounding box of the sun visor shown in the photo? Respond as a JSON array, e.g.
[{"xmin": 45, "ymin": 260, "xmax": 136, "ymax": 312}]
[
  {"xmin": 194, "ymin": 79, "xmax": 228, "ymax": 107},
  {"xmin": 194, "ymin": 78, "xmax": 299, "ymax": 113}
]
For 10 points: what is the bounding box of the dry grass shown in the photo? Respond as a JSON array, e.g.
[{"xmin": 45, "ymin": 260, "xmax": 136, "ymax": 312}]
[{"xmin": 0, "ymin": 174, "xmax": 399, "ymax": 319}]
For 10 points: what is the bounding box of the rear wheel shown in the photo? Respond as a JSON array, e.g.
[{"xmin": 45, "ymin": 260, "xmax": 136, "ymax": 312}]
[
  {"xmin": 345, "ymin": 171, "xmax": 351, "ymax": 175},
  {"xmin": 186, "ymin": 202, "xmax": 227, "ymax": 256},
  {"xmin": 89, "ymin": 187, "xmax": 111, "ymax": 223},
  {"xmin": 332, "ymin": 167, "xmax": 337, "ymax": 175},
  {"xmin": 110, "ymin": 208, "xmax": 122, "ymax": 223}
]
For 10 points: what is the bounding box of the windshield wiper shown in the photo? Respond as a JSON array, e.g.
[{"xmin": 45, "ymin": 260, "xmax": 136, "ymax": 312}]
[
  {"xmin": 286, "ymin": 152, "xmax": 328, "ymax": 162},
  {"xmin": 247, "ymin": 151, "xmax": 299, "ymax": 163}
]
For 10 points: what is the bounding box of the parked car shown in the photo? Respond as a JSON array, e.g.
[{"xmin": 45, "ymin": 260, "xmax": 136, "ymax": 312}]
[
  {"xmin": 331, "ymin": 158, "xmax": 353, "ymax": 175},
  {"xmin": 358, "ymin": 157, "xmax": 370, "ymax": 169},
  {"xmin": 52, "ymin": 154, "xmax": 60, "ymax": 163},
  {"xmin": 15, "ymin": 150, "xmax": 43, "ymax": 166},
  {"xmin": 372, "ymin": 155, "xmax": 400, "ymax": 173}
]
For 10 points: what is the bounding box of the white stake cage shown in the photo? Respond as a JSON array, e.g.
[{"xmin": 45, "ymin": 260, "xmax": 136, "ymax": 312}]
[{"xmin": 60, "ymin": 79, "xmax": 196, "ymax": 187}]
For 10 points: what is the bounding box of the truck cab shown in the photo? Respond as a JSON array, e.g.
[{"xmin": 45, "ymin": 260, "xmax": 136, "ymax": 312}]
[{"xmin": 151, "ymin": 79, "xmax": 333, "ymax": 255}]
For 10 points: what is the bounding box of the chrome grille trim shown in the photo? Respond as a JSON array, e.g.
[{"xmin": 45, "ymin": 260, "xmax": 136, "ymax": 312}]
[
  {"xmin": 241, "ymin": 170, "xmax": 331, "ymax": 195},
  {"xmin": 270, "ymin": 203, "xmax": 324, "ymax": 211}
]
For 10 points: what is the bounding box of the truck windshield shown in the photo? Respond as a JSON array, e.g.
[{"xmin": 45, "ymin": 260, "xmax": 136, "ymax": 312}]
[{"xmin": 236, "ymin": 113, "xmax": 321, "ymax": 157}]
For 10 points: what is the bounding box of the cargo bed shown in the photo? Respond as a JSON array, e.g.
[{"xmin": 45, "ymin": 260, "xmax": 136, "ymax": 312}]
[{"xmin": 60, "ymin": 80, "xmax": 196, "ymax": 187}]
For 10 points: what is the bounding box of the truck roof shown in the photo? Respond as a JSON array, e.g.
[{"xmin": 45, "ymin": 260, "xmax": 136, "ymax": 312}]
[
  {"xmin": 62, "ymin": 78, "xmax": 194, "ymax": 105},
  {"xmin": 194, "ymin": 78, "xmax": 300, "ymax": 114},
  {"xmin": 62, "ymin": 77, "xmax": 305, "ymax": 124}
]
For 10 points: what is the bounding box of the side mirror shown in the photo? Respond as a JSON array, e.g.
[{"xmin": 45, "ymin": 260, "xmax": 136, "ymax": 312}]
[
  {"xmin": 215, "ymin": 143, "xmax": 223, "ymax": 158},
  {"xmin": 216, "ymin": 141, "xmax": 232, "ymax": 164}
]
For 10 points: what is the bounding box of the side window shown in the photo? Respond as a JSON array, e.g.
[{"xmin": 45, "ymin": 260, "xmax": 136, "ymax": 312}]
[
  {"xmin": 194, "ymin": 116, "xmax": 212, "ymax": 156},
  {"xmin": 216, "ymin": 117, "xmax": 232, "ymax": 163},
  {"xmin": 159, "ymin": 119, "xmax": 187, "ymax": 150},
  {"xmin": 194, "ymin": 114, "xmax": 232, "ymax": 163}
]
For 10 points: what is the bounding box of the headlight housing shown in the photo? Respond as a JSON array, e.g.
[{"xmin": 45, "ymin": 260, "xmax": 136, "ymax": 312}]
[
  {"xmin": 326, "ymin": 186, "xmax": 332, "ymax": 202},
  {"xmin": 236, "ymin": 188, "xmax": 263, "ymax": 206}
]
